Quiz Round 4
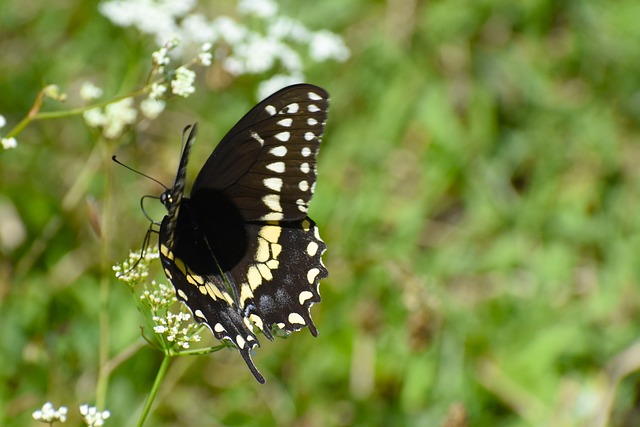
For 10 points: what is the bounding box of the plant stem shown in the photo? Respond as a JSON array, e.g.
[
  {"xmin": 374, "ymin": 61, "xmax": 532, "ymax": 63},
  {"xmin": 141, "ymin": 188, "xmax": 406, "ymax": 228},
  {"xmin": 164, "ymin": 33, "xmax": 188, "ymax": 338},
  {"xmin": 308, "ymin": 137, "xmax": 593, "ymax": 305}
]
[{"xmin": 137, "ymin": 354, "xmax": 172, "ymax": 427}]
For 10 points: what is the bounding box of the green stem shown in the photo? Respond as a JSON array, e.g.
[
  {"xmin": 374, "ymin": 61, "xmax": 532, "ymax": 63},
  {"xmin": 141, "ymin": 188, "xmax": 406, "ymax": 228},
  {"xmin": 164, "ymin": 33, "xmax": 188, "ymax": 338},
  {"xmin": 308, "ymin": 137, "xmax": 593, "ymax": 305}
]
[
  {"xmin": 5, "ymin": 87, "xmax": 148, "ymax": 139},
  {"xmin": 96, "ymin": 139, "xmax": 115, "ymax": 408},
  {"xmin": 137, "ymin": 354, "xmax": 172, "ymax": 427}
]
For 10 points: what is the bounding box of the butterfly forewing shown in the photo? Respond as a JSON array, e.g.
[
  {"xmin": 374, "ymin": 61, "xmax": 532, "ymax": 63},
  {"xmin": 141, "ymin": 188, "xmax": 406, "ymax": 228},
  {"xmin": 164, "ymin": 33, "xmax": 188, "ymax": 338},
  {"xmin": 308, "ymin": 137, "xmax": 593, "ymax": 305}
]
[
  {"xmin": 192, "ymin": 84, "xmax": 329, "ymax": 222},
  {"xmin": 157, "ymin": 84, "xmax": 329, "ymax": 384}
]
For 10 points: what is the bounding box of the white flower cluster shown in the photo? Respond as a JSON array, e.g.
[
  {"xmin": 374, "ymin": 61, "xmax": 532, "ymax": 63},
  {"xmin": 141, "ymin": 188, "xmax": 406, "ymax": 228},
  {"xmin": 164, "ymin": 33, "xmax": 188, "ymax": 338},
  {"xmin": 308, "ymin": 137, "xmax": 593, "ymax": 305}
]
[
  {"xmin": 0, "ymin": 115, "xmax": 17, "ymax": 150},
  {"xmin": 83, "ymin": 97, "xmax": 137, "ymax": 139},
  {"xmin": 99, "ymin": 0, "xmax": 350, "ymax": 98},
  {"xmin": 113, "ymin": 248, "xmax": 159, "ymax": 285},
  {"xmin": 80, "ymin": 404, "xmax": 111, "ymax": 427},
  {"xmin": 32, "ymin": 402, "xmax": 68, "ymax": 424},
  {"xmin": 140, "ymin": 279, "xmax": 177, "ymax": 311},
  {"xmin": 80, "ymin": 82, "xmax": 104, "ymax": 102},
  {"xmin": 153, "ymin": 311, "xmax": 202, "ymax": 349}
]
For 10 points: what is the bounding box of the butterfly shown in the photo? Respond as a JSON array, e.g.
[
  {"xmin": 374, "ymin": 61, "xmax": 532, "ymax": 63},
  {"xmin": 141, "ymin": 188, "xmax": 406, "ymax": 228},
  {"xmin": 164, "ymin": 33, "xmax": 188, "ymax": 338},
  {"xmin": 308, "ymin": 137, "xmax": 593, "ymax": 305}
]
[{"xmin": 158, "ymin": 84, "xmax": 329, "ymax": 383}]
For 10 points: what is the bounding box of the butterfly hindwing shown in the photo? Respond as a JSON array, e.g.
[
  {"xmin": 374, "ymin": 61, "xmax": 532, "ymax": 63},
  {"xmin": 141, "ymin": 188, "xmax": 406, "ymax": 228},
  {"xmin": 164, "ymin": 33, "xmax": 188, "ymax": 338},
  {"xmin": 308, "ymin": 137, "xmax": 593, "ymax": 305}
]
[
  {"xmin": 157, "ymin": 84, "xmax": 329, "ymax": 383},
  {"xmin": 230, "ymin": 218, "xmax": 327, "ymax": 339},
  {"xmin": 159, "ymin": 200, "xmax": 265, "ymax": 383}
]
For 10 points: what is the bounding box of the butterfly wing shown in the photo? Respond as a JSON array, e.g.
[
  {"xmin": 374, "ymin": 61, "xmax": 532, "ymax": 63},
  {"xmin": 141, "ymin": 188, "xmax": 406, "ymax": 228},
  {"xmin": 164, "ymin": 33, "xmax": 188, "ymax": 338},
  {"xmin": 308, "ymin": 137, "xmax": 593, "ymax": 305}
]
[
  {"xmin": 191, "ymin": 84, "xmax": 329, "ymax": 221},
  {"xmin": 159, "ymin": 198, "xmax": 265, "ymax": 383}
]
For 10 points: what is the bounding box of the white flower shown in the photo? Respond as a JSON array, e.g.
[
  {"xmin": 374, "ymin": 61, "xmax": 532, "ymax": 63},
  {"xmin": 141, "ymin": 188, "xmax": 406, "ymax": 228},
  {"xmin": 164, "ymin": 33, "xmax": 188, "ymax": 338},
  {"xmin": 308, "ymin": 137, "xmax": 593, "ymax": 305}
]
[
  {"xmin": 268, "ymin": 16, "xmax": 311, "ymax": 41},
  {"xmin": 99, "ymin": 0, "xmax": 194, "ymax": 45},
  {"xmin": 1, "ymin": 138, "xmax": 17, "ymax": 150},
  {"xmin": 84, "ymin": 98, "xmax": 137, "ymax": 138},
  {"xmin": 181, "ymin": 14, "xmax": 217, "ymax": 44},
  {"xmin": 152, "ymin": 311, "xmax": 201, "ymax": 349},
  {"xmin": 171, "ymin": 66, "xmax": 196, "ymax": 97},
  {"xmin": 258, "ymin": 74, "xmax": 304, "ymax": 100},
  {"xmin": 43, "ymin": 84, "xmax": 67, "ymax": 102},
  {"xmin": 32, "ymin": 402, "xmax": 68, "ymax": 423},
  {"xmin": 151, "ymin": 46, "xmax": 171, "ymax": 73},
  {"xmin": 140, "ymin": 98, "xmax": 165, "ymax": 119},
  {"xmin": 80, "ymin": 404, "xmax": 111, "ymax": 427},
  {"xmin": 83, "ymin": 108, "xmax": 105, "ymax": 128},
  {"xmin": 212, "ymin": 16, "xmax": 248, "ymax": 45},
  {"xmin": 103, "ymin": 98, "xmax": 137, "ymax": 138},
  {"xmin": 237, "ymin": 0, "xmax": 278, "ymax": 18},
  {"xmin": 80, "ymin": 82, "xmax": 103, "ymax": 101},
  {"xmin": 309, "ymin": 30, "xmax": 351, "ymax": 62},
  {"xmin": 0, "ymin": 115, "xmax": 6, "ymax": 128},
  {"xmin": 197, "ymin": 42, "xmax": 213, "ymax": 66},
  {"xmin": 149, "ymin": 82, "xmax": 167, "ymax": 99}
]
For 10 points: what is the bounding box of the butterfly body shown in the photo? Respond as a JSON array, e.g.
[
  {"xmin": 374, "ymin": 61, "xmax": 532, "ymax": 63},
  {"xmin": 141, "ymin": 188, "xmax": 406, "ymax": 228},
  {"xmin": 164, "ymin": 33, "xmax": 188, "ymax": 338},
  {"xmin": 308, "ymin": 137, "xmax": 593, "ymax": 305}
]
[{"xmin": 158, "ymin": 84, "xmax": 329, "ymax": 383}]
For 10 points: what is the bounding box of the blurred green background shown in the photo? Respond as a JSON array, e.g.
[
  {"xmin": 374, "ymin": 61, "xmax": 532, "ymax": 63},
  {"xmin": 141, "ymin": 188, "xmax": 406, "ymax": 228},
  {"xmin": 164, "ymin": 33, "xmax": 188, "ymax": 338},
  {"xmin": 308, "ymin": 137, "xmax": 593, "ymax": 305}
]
[{"xmin": 2, "ymin": 1, "xmax": 640, "ymax": 426}]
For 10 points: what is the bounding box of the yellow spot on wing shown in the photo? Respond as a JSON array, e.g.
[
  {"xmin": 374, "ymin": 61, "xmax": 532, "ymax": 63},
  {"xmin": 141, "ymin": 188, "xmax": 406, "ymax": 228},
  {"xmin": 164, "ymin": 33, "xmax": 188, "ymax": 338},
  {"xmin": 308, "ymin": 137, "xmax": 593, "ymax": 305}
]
[
  {"xmin": 255, "ymin": 238, "xmax": 270, "ymax": 262},
  {"xmin": 160, "ymin": 244, "xmax": 173, "ymax": 260},
  {"xmin": 247, "ymin": 265, "xmax": 262, "ymax": 290},
  {"xmin": 257, "ymin": 263, "xmax": 273, "ymax": 281},
  {"xmin": 240, "ymin": 283, "xmax": 254, "ymax": 304},
  {"xmin": 271, "ymin": 243, "xmax": 282, "ymax": 259},
  {"xmin": 260, "ymin": 225, "xmax": 282, "ymax": 243}
]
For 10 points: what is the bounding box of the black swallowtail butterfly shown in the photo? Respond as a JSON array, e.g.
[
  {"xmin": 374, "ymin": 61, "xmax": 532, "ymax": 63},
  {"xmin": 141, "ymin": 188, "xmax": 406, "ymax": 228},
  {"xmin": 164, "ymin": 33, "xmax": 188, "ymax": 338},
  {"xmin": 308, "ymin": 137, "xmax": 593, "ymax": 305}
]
[{"xmin": 158, "ymin": 84, "xmax": 329, "ymax": 383}]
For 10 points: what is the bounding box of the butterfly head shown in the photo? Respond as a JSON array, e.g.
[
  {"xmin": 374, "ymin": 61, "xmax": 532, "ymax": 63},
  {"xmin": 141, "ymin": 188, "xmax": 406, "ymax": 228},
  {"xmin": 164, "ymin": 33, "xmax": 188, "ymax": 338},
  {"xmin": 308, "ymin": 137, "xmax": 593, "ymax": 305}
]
[{"xmin": 160, "ymin": 189, "xmax": 174, "ymax": 210}]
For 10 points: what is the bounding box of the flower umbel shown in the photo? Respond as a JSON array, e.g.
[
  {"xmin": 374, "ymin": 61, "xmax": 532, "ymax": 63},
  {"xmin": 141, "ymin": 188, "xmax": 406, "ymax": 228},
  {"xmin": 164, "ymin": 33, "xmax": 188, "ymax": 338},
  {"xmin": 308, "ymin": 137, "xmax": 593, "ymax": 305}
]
[
  {"xmin": 83, "ymin": 98, "xmax": 137, "ymax": 139},
  {"xmin": 79, "ymin": 405, "xmax": 111, "ymax": 427},
  {"xmin": 80, "ymin": 82, "xmax": 104, "ymax": 102},
  {"xmin": 153, "ymin": 311, "xmax": 202, "ymax": 349},
  {"xmin": 171, "ymin": 66, "xmax": 196, "ymax": 97},
  {"xmin": 113, "ymin": 248, "xmax": 159, "ymax": 287},
  {"xmin": 32, "ymin": 402, "xmax": 68, "ymax": 424},
  {"xmin": 100, "ymin": 0, "xmax": 350, "ymax": 99}
]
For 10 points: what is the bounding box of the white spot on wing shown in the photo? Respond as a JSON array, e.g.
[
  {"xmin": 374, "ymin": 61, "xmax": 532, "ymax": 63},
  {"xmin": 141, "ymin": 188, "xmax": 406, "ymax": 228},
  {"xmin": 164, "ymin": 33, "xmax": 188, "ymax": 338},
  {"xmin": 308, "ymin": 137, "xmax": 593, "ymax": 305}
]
[
  {"xmin": 250, "ymin": 314, "xmax": 264, "ymax": 331},
  {"xmin": 250, "ymin": 131, "xmax": 265, "ymax": 145},
  {"xmin": 288, "ymin": 312, "xmax": 306, "ymax": 325},
  {"xmin": 299, "ymin": 290, "xmax": 314, "ymax": 305},
  {"xmin": 307, "ymin": 117, "xmax": 318, "ymax": 126},
  {"xmin": 177, "ymin": 289, "xmax": 188, "ymax": 301},
  {"xmin": 265, "ymin": 105, "xmax": 276, "ymax": 116},
  {"xmin": 300, "ymin": 163, "xmax": 310, "ymax": 174},
  {"xmin": 263, "ymin": 177, "xmax": 283, "ymax": 192},
  {"xmin": 308, "ymin": 91, "xmax": 322, "ymax": 101},
  {"xmin": 262, "ymin": 194, "xmax": 282, "ymax": 212},
  {"xmin": 195, "ymin": 309, "xmax": 206, "ymax": 320},
  {"xmin": 214, "ymin": 323, "xmax": 225, "ymax": 333},
  {"xmin": 299, "ymin": 180, "xmax": 309, "ymax": 191},
  {"xmin": 275, "ymin": 131, "xmax": 290, "ymax": 142},
  {"xmin": 301, "ymin": 147, "xmax": 311, "ymax": 157},
  {"xmin": 307, "ymin": 241, "xmax": 319, "ymax": 256},
  {"xmin": 270, "ymin": 146, "xmax": 287, "ymax": 157},
  {"xmin": 304, "ymin": 132, "xmax": 315, "ymax": 141},
  {"xmin": 277, "ymin": 118, "xmax": 293, "ymax": 127},
  {"xmin": 266, "ymin": 162, "xmax": 286, "ymax": 173},
  {"xmin": 308, "ymin": 104, "xmax": 320, "ymax": 112},
  {"xmin": 236, "ymin": 335, "xmax": 246, "ymax": 349},
  {"xmin": 307, "ymin": 268, "xmax": 320, "ymax": 284},
  {"xmin": 284, "ymin": 103, "xmax": 299, "ymax": 113}
]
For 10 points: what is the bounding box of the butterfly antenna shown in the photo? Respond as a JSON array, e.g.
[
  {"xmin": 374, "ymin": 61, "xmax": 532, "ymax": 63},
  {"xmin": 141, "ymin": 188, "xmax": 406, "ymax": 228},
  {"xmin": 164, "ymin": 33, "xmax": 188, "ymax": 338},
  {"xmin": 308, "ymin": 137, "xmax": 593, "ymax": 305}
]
[{"xmin": 112, "ymin": 155, "xmax": 169, "ymax": 191}]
